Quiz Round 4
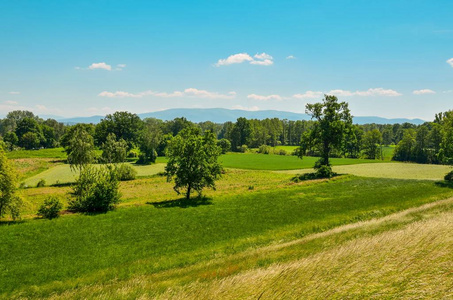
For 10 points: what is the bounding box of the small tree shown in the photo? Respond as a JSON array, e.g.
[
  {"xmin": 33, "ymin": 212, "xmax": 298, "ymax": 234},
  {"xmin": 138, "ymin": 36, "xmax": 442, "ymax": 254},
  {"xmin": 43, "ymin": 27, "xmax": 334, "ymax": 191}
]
[
  {"xmin": 69, "ymin": 165, "xmax": 120, "ymax": 213},
  {"xmin": 101, "ymin": 133, "xmax": 127, "ymax": 164},
  {"xmin": 362, "ymin": 129, "xmax": 383, "ymax": 159},
  {"xmin": 66, "ymin": 127, "xmax": 95, "ymax": 171},
  {"xmin": 299, "ymin": 95, "xmax": 352, "ymax": 177},
  {"xmin": 0, "ymin": 145, "xmax": 22, "ymax": 219},
  {"xmin": 165, "ymin": 127, "xmax": 223, "ymax": 199},
  {"xmin": 217, "ymin": 138, "xmax": 231, "ymax": 154}
]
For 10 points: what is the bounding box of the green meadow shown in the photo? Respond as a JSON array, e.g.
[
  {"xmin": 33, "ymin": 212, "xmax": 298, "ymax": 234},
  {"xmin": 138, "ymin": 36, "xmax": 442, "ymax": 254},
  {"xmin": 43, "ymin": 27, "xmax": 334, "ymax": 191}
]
[{"xmin": 2, "ymin": 148, "xmax": 453, "ymax": 299}]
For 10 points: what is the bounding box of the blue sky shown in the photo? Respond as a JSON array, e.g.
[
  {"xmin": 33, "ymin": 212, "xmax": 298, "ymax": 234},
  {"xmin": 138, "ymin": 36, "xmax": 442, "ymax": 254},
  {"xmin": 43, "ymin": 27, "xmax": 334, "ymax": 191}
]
[{"xmin": 0, "ymin": 0, "xmax": 452, "ymax": 120}]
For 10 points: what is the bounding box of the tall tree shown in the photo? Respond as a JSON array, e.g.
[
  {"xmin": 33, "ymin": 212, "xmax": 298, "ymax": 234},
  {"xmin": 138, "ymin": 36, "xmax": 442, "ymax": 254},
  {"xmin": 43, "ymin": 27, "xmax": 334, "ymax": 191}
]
[
  {"xmin": 95, "ymin": 111, "xmax": 143, "ymax": 149},
  {"xmin": 165, "ymin": 127, "xmax": 223, "ymax": 199},
  {"xmin": 0, "ymin": 145, "xmax": 22, "ymax": 219},
  {"xmin": 300, "ymin": 95, "xmax": 352, "ymax": 173},
  {"xmin": 66, "ymin": 127, "xmax": 95, "ymax": 171}
]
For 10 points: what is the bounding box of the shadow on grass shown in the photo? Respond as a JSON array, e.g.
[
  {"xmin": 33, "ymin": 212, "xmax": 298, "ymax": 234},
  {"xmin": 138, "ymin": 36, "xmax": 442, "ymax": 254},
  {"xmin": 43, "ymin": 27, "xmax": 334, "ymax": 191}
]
[
  {"xmin": 435, "ymin": 181, "xmax": 453, "ymax": 189},
  {"xmin": 0, "ymin": 220, "xmax": 25, "ymax": 226},
  {"xmin": 148, "ymin": 196, "xmax": 213, "ymax": 209}
]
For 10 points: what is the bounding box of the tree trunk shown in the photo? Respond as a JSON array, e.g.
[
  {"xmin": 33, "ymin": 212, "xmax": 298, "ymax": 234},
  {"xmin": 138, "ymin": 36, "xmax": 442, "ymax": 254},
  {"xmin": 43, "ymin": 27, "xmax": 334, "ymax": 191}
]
[{"xmin": 186, "ymin": 184, "xmax": 191, "ymax": 200}]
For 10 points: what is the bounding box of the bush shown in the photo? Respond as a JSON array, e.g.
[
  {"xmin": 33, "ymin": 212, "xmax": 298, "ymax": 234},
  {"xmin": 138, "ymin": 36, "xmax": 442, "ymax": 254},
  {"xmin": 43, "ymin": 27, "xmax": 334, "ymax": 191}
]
[
  {"xmin": 239, "ymin": 145, "xmax": 248, "ymax": 153},
  {"xmin": 37, "ymin": 196, "xmax": 63, "ymax": 219},
  {"xmin": 114, "ymin": 164, "xmax": 137, "ymax": 181},
  {"xmin": 69, "ymin": 165, "xmax": 121, "ymax": 213},
  {"xmin": 136, "ymin": 149, "xmax": 157, "ymax": 165},
  {"xmin": 316, "ymin": 165, "xmax": 334, "ymax": 178},
  {"xmin": 36, "ymin": 179, "xmax": 46, "ymax": 187},
  {"xmin": 277, "ymin": 149, "xmax": 287, "ymax": 156},
  {"xmin": 127, "ymin": 148, "xmax": 140, "ymax": 158},
  {"xmin": 217, "ymin": 139, "xmax": 231, "ymax": 154},
  {"xmin": 258, "ymin": 145, "xmax": 271, "ymax": 154},
  {"xmin": 445, "ymin": 170, "xmax": 453, "ymax": 182}
]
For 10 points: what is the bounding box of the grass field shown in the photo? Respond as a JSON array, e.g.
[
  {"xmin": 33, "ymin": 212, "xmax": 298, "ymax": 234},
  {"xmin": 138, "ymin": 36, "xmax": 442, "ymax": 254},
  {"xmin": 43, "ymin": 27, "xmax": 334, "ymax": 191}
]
[
  {"xmin": 20, "ymin": 153, "xmax": 387, "ymax": 186},
  {"xmin": 2, "ymin": 176, "xmax": 453, "ymax": 298},
  {"xmin": 6, "ymin": 147, "xmax": 68, "ymax": 159},
  {"xmin": 279, "ymin": 162, "xmax": 452, "ymax": 181},
  {"xmin": 220, "ymin": 153, "xmax": 384, "ymax": 170}
]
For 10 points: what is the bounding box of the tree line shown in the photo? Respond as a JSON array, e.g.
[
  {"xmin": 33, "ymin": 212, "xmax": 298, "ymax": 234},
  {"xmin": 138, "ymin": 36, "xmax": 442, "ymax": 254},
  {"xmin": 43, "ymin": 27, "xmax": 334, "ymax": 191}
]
[{"xmin": 0, "ymin": 109, "xmax": 452, "ymax": 164}]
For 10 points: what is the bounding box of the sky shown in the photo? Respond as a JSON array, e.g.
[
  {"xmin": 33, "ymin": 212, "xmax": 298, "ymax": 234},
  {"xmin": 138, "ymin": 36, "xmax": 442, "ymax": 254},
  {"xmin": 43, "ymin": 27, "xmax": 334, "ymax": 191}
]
[{"xmin": 0, "ymin": 0, "xmax": 452, "ymax": 120}]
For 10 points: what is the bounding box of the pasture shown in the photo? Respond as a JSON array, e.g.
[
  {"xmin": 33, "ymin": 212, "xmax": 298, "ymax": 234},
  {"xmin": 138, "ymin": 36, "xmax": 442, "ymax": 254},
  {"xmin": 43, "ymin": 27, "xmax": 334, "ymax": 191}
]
[
  {"xmin": 2, "ymin": 175, "xmax": 453, "ymax": 298},
  {"xmin": 2, "ymin": 148, "xmax": 453, "ymax": 299}
]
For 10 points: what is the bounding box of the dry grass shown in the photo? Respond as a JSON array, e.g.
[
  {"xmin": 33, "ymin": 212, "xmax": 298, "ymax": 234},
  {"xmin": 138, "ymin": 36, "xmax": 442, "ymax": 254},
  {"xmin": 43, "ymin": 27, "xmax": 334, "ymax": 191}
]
[
  {"xmin": 160, "ymin": 208, "xmax": 453, "ymax": 299},
  {"xmin": 43, "ymin": 198, "xmax": 453, "ymax": 300}
]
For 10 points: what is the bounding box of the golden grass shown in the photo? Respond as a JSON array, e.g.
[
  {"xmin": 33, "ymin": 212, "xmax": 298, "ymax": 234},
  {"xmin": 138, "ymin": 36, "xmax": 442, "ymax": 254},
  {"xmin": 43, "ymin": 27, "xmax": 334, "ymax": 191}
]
[
  {"xmin": 45, "ymin": 198, "xmax": 453, "ymax": 299},
  {"xmin": 278, "ymin": 162, "xmax": 452, "ymax": 181},
  {"xmin": 160, "ymin": 207, "xmax": 453, "ymax": 299}
]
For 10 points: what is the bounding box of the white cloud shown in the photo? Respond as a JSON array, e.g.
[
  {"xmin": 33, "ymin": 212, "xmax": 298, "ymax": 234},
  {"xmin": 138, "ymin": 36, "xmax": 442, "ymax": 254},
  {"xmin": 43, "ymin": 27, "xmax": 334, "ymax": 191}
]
[
  {"xmin": 293, "ymin": 91, "xmax": 323, "ymax": 99},
  {"xmin": 184, "ymin": 88, "xmax": 236, "ymax": 99},
  {"xmin": 215, "ymin": 52, "xmax": 274, "ymax": 67},
  {"xmin": 215, "ymin": 53, "xmax": 254, "ymax": 66},
  {"xmin": 88, "ymin": 62, "xmax": 112, "ymax": 71},
  {"xmin": 4, "ymin": 100, "xmax": 18, "ymax": 105},
  {"xmin": 117, "ymin": 64, "xmax": 126, "ymax": 68},
  {"xmin": 254, "ymin": 53, "xmax": 273, "ymax": 60},
  {"xmin": 447, "ymin": 58, "xmax": 453, "ymax": 67},
  {"xmin": 247, "ymin": 94, "xmax": 283, "ymax": 101},
  {"xmin": 250, "ymin": 59, "xmax": 274, "ymax": 66},
  {"xmin": 9, "ymin": 91, "xmax": 20, "ymax": 95},
  {"xmin": 99, "ymin": 88, "xmax": 236, "ymax": 100},
  {"xmin": 232, "ymin": 105, "xmax": 260, "ymax": 111},
  {"xmin": 98, "ymin": 91, "xmax": 142, "ymax": 98},
  {"xmin": 286, "ymin": 55, "xmax": 296, "ymax": 59},
  {"xmin": 413, "ymin": 89, "xmax": 436, "ymax": 95},
  {"xmin": 443, "ymin": 90, "xmax": 453, "ymax": 94},
  {"xmin": 326, "ymin": 88, "xmax": 402, "ymax": 97}
]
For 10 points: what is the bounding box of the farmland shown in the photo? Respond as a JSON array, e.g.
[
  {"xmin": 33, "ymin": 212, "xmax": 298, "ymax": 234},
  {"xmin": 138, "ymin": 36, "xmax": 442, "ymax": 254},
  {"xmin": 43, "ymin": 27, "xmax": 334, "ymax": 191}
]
[{"xmin": 1, "ymin": 147, "xmax": 453, "ymax": 299}]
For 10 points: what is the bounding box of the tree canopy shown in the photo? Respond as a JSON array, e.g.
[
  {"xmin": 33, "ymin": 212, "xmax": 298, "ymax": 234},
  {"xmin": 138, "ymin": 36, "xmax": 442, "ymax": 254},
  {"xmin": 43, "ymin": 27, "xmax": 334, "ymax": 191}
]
[
  {"xmin": 165, "ymin": 127, "xmax": 223, "ymax": 199},
  {"xmin": 300, "ymin": 95, "xmax": 353, "ymax": 172}
]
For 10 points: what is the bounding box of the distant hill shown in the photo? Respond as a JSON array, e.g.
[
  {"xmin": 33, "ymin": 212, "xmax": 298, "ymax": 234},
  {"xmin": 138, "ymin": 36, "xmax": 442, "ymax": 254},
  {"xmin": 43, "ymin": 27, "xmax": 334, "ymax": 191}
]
[{"xmin": 57, "ymin": 108, "xmax": 426, "ymax": 125}]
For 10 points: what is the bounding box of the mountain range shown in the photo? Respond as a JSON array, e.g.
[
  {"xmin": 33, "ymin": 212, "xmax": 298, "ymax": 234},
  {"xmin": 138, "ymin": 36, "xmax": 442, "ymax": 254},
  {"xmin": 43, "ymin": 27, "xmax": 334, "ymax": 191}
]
[{"xmin": 53, "ymin": 108, "xmax": 426, "ymax": 125}]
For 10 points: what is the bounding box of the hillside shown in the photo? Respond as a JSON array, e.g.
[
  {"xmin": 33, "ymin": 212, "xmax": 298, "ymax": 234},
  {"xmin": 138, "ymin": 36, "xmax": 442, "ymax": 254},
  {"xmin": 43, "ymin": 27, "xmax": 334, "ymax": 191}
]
[{"xmin": 57, "ymin": 108, "xmax": 426, "ymax": 125}]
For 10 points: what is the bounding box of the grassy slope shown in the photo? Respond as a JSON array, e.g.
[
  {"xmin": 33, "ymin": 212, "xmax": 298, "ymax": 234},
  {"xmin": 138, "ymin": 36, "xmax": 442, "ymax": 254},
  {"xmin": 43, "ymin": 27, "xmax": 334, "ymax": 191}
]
[
  {"xmin": 1, "ymin": 176, "xmax": 453, "ymax": 298},
  {"xmin": 278, "ymin": 162, "xmax": 452, "ymax": 181},
  {"xmin": 220, "ymin": 153, "xmax": 383, "ymax": 170},
  {"xmin": 160, "ymin": 199, "xmax": 453, "ymax": 299}
]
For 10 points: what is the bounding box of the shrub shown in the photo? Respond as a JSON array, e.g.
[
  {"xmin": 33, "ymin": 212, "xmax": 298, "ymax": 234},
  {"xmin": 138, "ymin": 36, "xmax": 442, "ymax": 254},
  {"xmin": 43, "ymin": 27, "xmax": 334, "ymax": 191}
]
[
  {"xmin": 127, "ymin": 148, "xmax": 140, "ymax": 158},
  {"xmin": 445, "ymin": 170, "xmax": 453, "ymax": 182},
  {"xmin": 316, "ymin": 165, "xmax": 334, "ymax": 178},
  {"xmin": 258, "ymin": 145, "xmax": 271, "ymax": 154},
  {"xmin": 239, "ymin": 145, "xmax": 248, "ymax": 153},
  {"xmin": 217, "ymin": 139, "xmax": 231, "ymax": 154},
  {"xmin": 277, "ymin": 149, "xmax": 287, "ymax": 156},
  {"xmin": 69, "ymin": 165, "xmax": 121, "ymax": 213},
  {"xmin": 36, "ymin": 179, "xmax": 46, "ymax": 187},
  {"xmin": 37, "ymin": 196, "xmax": 63, "ymax": 219},
  {"xmin": 114, "ymin": 164, "xmax": 137, "ymax": 181},
  {"xmin": 137, "ymin": 149, "xmax": 157, "ymax": 165}
]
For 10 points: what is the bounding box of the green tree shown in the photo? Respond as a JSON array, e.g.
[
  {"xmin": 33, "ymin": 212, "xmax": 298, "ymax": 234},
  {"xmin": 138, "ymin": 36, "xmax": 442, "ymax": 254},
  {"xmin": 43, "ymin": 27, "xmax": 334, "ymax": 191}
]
[
  {"xmin": 20, "ymin": 132, "xmax": 41, "ymax": 150},
  {"xmin": 94, "ymin": 111, "xmax": 144, "ymax": 149},
  {"xmin": 362, "ymin": 129, "xmax": 382, "ymax": 159},
  {"xmin": 0, "ymin": 145, "xmax": 22, "ymax": 219},
  {"xmin": 217, "ymin": 138, "xmax": 231, "ymax": 154},
  {"xmin": 300, "ymin": 95, "xmax": 352, "ymax": 173},
  {"xmin": 69, "ymin": 165, "xmax": 120, "ymax": 213},
  {"xmin": 100, "ymin": 133, "xmax": 127, "ymax": 164},
  {"xmin": 165, "ymin": 127, "xmax": 223, "ymax": 199},
  {"xmin": 66, "ymin": 127, "xmax": 95, "ymax": 171},
  {"xmin": 393, "ymin": 129, "xmax": 416, "ymax": 161}
]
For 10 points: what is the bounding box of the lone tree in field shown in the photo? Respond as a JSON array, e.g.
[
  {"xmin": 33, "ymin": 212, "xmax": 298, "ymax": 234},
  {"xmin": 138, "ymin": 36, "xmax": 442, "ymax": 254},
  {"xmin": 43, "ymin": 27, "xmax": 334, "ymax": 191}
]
[
  {"xmin": 299, "ymin": 95, "xmax": 352, "ymax": 176},
  {"xmin": 165, "ymin": 127, "xmax": 223, "ymax": 199},
  {"xmin": 66, "ymin": 127, "xmax": 95, "ymax": 171},
  {"xmin": 0, "ymin": 145, "xmax": 22, "ymax": 219}
]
